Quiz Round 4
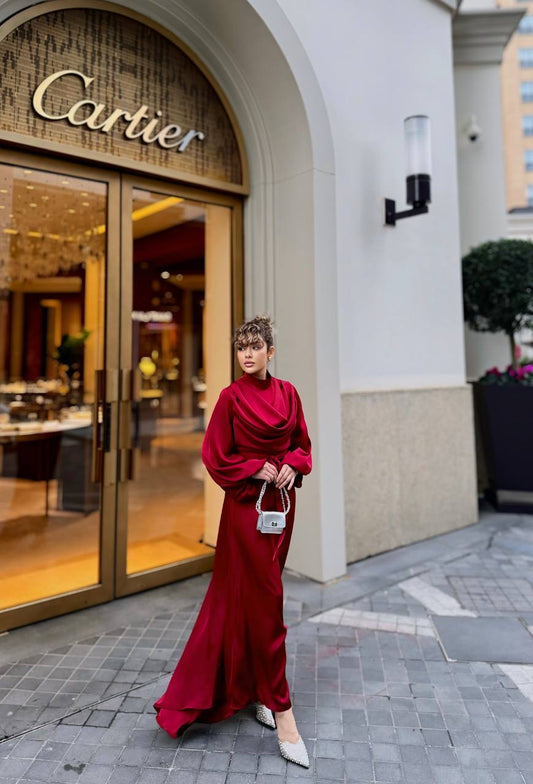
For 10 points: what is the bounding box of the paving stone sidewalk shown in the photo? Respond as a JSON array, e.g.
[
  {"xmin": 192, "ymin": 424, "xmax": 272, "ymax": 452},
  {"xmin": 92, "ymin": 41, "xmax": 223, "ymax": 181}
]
[{"xmin": 2, "ymin": 507, "xmax": 533, "ymax": 783}]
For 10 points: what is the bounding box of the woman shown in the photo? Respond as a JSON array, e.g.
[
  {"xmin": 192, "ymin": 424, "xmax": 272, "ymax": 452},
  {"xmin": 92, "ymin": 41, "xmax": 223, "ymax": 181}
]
[{"xmin": 154, "ymin": 316, "xmax": 312, "ymax": 768}]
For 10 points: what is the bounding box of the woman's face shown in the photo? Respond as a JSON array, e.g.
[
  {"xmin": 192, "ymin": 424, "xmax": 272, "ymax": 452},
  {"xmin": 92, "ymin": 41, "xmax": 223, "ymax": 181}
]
[{"xmin": 236, "ymin": 338, "xmax": 275, "ymax": 380}]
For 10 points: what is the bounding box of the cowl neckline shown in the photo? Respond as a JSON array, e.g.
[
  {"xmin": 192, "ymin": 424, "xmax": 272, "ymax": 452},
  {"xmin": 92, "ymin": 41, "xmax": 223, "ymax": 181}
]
[{"xmin": 233, "ymin": 372, "xmax": 295, "ymax": 441}]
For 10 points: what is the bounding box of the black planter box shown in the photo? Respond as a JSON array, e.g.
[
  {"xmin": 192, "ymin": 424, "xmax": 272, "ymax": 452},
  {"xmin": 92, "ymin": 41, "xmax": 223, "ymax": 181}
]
[{"xmin": 473, "ymin": 383, "xmax": 533, "ymax": 512}]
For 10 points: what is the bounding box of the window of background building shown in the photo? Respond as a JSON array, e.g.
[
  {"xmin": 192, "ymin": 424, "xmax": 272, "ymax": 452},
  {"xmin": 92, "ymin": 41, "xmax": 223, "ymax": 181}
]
[
  {"xmin": 525, "ymin": 150, "xmax": 533, "ymax": 170},
  {"xmin": 523, "ymin": 116, "xmax": 533, "ymax": 135},
  {"xmin": 527, "ymin": 185, "xmax": 533, "ymax": 206},
  {"xmin": 520, "ymin": 48, "xmax": 533, "ymax": 67},
  {"xmin": 521, "ymin": 82, "xmax": 533, "ymax": 101},
  {"xmin": 519, "ymin": 15, "xmax": 533, "ymax": 33}
]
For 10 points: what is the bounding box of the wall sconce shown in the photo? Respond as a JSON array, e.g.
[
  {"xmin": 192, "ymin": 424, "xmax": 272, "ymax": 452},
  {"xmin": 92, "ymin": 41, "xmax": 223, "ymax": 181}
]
[{"xmin": 385, "ymin": 115, "xmax": 431, "ymax": 226}]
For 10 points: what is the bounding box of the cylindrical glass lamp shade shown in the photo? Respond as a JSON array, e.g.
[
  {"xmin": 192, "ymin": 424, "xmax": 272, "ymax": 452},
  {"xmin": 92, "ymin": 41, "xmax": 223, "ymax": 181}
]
[
  {"xmin": 404, "ymin": 115, "xmax": 431, "ymax": 206},
  {"xmin": 404, "ymin": 115, "xmax": 431, "ymax": 177}
]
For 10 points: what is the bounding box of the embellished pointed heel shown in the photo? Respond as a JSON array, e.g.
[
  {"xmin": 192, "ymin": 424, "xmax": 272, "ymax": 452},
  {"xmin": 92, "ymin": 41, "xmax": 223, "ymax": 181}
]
[
  {"xmin": 278, "ymin": 734, "xmax": 310, "ymax": 768},
  {"xmin": 255, "ymin": 703, "xmax": 276, "ymax": 729}
]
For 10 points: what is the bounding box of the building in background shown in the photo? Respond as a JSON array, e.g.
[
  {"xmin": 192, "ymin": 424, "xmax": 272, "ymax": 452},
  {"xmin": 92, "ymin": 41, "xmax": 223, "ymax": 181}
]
[
  {"xmin": 0, "ymin": 0, "xmax": 522, "ymax": 631},
  {"xmin": 500, "ymin": 0, "xmax": 533, "ymax": 210}
]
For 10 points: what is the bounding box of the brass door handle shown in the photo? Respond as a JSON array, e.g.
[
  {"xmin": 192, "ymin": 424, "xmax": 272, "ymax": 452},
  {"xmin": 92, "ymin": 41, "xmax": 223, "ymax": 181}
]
[
  {"xmin": 118, "ymin": 368, "xmax": 142, "ymax": 481},
  {"xmin": 91, "ymin": 369, "xmax": 105, "ymax": 483},
  {"xmin": 92, "ymin": 369, "xmax": 119, "ymax": 484}
]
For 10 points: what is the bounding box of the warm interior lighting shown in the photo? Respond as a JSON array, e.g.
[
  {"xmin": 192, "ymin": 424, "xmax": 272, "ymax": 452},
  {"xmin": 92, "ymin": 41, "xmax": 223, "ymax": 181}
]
[
  {"xmin": 132, "ymin": 196, "xmax": 183, "ymax": 222},
  {"xmin": 85, "ymin": 195, "xmax": 183, "ymax": 237},
  {"xmin": 3, "ymin": 228, "xmax": 18, "ymax": 235},
  {"xmin": 27, "ymin": 231, "xmax": 43, "ymax": 238}
]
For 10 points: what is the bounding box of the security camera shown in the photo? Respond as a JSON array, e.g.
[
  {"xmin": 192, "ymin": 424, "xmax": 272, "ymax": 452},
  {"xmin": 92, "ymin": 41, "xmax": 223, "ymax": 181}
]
[{"xmin": 465, "ymin": 114, "xmax": 481, "ymax": 142}]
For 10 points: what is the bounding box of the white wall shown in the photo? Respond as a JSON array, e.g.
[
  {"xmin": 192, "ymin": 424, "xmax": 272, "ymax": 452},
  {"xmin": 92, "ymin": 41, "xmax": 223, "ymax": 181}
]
[
  {"xmin": 454, "ymin": 54, "xmax": 513, "ymax": 378},
  {"xmin": 279, "ymin": 0, "xmax": 466, "ymax": 393}
]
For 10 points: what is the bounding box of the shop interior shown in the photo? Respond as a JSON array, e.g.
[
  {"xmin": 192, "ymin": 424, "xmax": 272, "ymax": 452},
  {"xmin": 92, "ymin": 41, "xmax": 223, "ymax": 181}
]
[{"xmin": 0, "ymin": 163, "xmax": 215, "ymax": 612}]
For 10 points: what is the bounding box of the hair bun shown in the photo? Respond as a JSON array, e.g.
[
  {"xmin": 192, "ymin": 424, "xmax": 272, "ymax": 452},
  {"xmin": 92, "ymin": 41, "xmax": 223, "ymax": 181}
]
[{"xmin": 234, "ymin": 315, "xmax": 275, "ymax": 349}]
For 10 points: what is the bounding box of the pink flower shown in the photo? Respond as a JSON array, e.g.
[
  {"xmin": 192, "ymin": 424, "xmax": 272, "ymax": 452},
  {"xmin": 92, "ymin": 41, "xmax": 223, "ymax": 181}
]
[{"xmin": 524, "ymin": 364, "xmax": 533, "ymax": 373}]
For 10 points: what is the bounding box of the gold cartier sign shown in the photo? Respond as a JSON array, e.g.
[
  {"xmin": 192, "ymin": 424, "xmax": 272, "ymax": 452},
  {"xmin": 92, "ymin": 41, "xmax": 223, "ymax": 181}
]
[
  {"xmin": 0, "ymin": 6, "xmax": 245, "ymax": 191},
  {"xmin": 33, "ymin": 70, "xmax": 205, "ymax": 153}
]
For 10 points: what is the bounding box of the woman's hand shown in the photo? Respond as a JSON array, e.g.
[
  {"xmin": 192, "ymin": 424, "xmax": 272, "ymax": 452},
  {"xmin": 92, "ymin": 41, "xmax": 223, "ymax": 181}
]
[
  {"xmin": 275, "ymin": 464, "xmax": 297, "ymax": 490},
  {"xmin": 252, "ymin": 461, "xmax": 278, "ymax": 483}
]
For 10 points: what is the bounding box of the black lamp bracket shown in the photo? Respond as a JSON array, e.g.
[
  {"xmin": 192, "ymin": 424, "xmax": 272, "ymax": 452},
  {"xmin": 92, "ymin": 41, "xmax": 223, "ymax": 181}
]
[{"xmin": 384, "ymin": 199, "xmax": 428, "ymax": 227}]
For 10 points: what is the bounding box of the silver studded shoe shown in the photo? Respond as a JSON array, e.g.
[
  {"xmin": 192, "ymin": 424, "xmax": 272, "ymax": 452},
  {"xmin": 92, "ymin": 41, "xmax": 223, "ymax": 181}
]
[
  {"xmin": 255, "ymin": 703, "xmax": 276, "ymax": 729},
  {"xmin": 278, "ymin": 734, "xmax": 310, "ymax": 768}
]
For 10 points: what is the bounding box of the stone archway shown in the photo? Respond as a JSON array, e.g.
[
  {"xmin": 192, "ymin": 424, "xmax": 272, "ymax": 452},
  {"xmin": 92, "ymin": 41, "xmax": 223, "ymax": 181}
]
[{"xmin": 0, "ymin": 0, "xmax": 347, "ymax": 581}]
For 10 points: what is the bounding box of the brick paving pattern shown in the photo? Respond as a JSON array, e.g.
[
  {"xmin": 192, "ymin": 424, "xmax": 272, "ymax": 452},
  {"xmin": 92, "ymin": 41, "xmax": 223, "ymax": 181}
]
[{"xmin": 1, "ymin": 509, "xmax": 533, "ymax": 783}]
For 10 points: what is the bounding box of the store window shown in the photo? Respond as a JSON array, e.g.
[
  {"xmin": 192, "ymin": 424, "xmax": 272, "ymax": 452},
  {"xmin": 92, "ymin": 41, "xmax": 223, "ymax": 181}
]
[
  {"xmin": 124, "ymin": 189, "xmax": 233, "ymax": 575},
  {"xmin": 0, "ymin": 163, "xmax": 106, "ymax": 610},
  {"xmin": 520, "ymin": 48, "xmax": 533, "ymax": 67}
]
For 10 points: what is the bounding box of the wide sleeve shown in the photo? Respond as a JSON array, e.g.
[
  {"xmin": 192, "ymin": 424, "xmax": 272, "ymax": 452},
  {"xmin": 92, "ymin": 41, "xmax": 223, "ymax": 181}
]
[
  {"xmin": 283, "ymin": 388, "xmax": 312, "ymax": 479},
  {"xmin": 201, "ymin": 387, "xmax": 264, "ymax": 495}
]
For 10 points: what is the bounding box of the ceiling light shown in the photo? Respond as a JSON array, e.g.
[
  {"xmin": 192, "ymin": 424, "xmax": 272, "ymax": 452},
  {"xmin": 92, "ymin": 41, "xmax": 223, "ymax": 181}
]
[
  {"xmin": 67, "ymin": 208, "xmax": 76, "ymax": 214},
  {"xmin": 26, "ymin": 185, "xmax": 35, "ymax": 190},
  {"xmin": 3, "ymin": 228, "xmax": 18, "ymax": 235},
  {"xmin": 28, "ymin": 231, "xmax": 43, "ymax": 238},
  {"xmin": 82, "ymin": 202, "xmax": 90, "ymax": 207},
  {"xmin": 29, "ymin": 203, "xmax": 37, "ymax": 208},
  {"xmin": 0, "ymin": 189, "xmax": 7, "ymax": 194},
  {"xmin": 161, "ymin": 271, "xmax": 170, "ymax": 279},
  {"xmin": 61, "ymin": 179, "xmax": 69, "ymax": 185},
  {"xmin": 131, "ymin": 196, "xmax": 183, "ymax": 222},
  {"xmin": 23, "ymin": 169, "xmax": 33, "ymax": 174}
]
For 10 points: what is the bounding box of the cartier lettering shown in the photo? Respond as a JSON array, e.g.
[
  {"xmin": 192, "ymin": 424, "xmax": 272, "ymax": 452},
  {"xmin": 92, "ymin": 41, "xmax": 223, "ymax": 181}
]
[{"xmin": 32, "ymin": 70, "xmax": 205, "ymax": 152}]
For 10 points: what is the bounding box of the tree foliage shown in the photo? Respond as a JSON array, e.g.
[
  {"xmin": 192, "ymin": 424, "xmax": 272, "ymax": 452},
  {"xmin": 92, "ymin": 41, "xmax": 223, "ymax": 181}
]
[{"xmin": 462, "ymin": 239, "xmax": 533, "ymax": 338}]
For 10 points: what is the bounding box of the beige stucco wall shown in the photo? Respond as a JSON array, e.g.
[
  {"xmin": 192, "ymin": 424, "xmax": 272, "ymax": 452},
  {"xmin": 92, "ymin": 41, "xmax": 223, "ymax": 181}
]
[{"xmin": 342, "ymin": 386, "xmax": 478, "ymax": 563}]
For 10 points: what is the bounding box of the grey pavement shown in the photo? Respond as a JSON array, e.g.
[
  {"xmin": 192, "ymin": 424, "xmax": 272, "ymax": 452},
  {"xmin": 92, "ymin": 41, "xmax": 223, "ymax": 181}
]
[{"xmin": 2, "ymin": 505, "xmax": 533, "ymax": 783}]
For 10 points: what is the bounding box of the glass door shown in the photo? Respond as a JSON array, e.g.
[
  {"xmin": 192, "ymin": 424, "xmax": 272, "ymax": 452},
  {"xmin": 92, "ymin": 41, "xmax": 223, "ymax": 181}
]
[
  {"xmin": 0, "ymin": 151, "xmax": 120, "ymax": 630},
  {"xmin": 115, "ymin": 177, "xmax": 242, "ymax": 595}
]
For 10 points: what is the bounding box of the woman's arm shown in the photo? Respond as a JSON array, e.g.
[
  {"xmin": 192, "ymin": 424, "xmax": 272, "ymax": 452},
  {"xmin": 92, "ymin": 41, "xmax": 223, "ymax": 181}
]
[
  {"xmin": 201, "ymin": 388, "xmax": 264, "ymax": 494},
  {"xmin": 282, "ymin": 388, "xmax": 312, "ymax": 477}
]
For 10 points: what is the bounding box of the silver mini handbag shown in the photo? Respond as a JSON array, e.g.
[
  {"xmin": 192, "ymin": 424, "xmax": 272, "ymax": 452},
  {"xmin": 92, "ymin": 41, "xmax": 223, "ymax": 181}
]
[{"xmin": 256, "ymin": 480, "xmax": 290, "ymax": 534}]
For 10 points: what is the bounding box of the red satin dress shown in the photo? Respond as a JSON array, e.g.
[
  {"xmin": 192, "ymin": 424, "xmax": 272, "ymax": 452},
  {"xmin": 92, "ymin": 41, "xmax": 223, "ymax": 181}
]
[{"xmin": 154, "ymin": 371, "xmax": 312, "ymax": 738}]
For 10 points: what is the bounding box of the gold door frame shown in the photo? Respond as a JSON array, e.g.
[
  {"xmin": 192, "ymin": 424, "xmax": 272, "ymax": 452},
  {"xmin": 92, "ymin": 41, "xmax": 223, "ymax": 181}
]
[
  {"xmin": 114, "ymin": 175, "xmax": 243, "ymax": 597},
  {"xmin": 0, "ymin": 157, "xmax": 243, "ymax": 629},
  {"xmin": 0, "ymin": 147, "xmax": 121, "ymax": 631}
]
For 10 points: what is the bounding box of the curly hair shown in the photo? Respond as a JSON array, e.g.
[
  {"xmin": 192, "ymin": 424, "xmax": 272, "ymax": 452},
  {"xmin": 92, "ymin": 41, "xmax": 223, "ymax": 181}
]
[{"xmin": 233, "ymin": 315, "xmax": 274, "ymax": 350}]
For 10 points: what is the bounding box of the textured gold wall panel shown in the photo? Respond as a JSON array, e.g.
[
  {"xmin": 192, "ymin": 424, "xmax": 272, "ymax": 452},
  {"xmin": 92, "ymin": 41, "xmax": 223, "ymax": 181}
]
[{"xmin": 0, "ymin": 8, "xmax": 243, "ymax": 187}]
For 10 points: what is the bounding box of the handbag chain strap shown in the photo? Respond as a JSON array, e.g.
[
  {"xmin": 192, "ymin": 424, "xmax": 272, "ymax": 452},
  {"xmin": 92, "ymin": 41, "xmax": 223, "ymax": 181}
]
[{"xmin": 256, "ymin": 480, "xmax": 291, "ymax": 515}]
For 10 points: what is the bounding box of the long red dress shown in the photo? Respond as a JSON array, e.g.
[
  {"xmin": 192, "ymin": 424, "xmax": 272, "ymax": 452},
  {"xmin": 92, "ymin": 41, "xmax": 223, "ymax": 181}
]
[{"xmin": 154, "ymin": 371, "xmax": 312, "ymax": 738}]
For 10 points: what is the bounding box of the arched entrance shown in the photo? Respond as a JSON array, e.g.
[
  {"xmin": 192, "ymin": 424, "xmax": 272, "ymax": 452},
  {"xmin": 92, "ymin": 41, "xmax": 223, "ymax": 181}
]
[{"xmin": 0, "ymin": 2, "xmax": 246, "ymax": 629}]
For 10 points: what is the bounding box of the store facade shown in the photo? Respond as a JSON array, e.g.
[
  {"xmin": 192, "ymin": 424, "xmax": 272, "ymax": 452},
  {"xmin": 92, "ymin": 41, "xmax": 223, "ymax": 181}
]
[
  {"xmin": 0, "ymin": 0, "xmax": 480, "ymax": 631},
  {"xmin": 0, "ymin": 1, "xmax": 251, "ymax": 629}
]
